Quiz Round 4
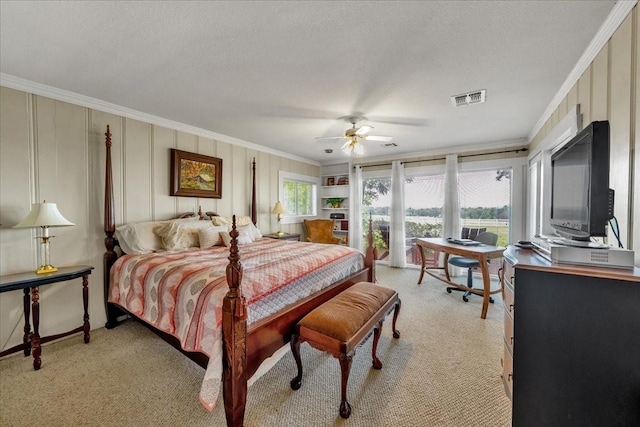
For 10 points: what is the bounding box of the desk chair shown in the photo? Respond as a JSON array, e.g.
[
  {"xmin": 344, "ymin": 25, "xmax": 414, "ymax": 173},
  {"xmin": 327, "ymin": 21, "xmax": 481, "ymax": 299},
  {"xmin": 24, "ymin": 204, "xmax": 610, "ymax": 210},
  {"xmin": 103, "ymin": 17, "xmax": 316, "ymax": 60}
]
[{"xmin": 447, "ymin": 231, "xmax": 499, "ymax": 302}]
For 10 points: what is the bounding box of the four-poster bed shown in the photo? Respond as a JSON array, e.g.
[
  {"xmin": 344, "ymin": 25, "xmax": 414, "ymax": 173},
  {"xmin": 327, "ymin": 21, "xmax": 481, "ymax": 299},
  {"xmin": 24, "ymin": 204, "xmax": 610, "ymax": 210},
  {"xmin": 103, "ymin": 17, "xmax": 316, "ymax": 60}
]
[{"xmin": 101, "ymin": 126, "xmax": 376, "ymax": 426}]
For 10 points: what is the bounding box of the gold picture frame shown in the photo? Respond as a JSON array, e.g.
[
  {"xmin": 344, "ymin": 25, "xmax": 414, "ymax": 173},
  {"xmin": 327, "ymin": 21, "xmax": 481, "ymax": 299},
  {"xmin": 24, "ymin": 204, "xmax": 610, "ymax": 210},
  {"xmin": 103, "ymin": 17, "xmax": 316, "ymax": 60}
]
[{"xmin": 170, "ymin": 149, "xmax": 222, "ymax": 198}]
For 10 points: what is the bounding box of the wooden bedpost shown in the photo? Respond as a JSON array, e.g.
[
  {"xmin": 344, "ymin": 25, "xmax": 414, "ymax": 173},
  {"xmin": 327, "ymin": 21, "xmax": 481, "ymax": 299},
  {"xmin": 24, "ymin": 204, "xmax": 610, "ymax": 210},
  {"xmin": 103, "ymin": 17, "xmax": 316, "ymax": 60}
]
[
  {"xmin": 250, "ymin": 158, "xmax": 257, "ymax": 225},
  {"xmin": 364, "ymin": 212, "xmax": 377, "ymax": 283},
  {"xmin": 222, "ymin": 215, "xmax": 248, "ymax": 427},
  {"xmin": 103, "ymin": 125, "xmax": 120, "ymax": 329}
]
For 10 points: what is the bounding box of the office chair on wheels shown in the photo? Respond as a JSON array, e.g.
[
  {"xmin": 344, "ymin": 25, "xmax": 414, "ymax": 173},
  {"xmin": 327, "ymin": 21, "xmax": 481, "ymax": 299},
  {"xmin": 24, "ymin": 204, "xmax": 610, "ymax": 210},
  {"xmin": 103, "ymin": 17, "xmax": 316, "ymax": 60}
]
[{"xmin": 446, "ymin": 231, "xmax": 499, "ymax": 302}]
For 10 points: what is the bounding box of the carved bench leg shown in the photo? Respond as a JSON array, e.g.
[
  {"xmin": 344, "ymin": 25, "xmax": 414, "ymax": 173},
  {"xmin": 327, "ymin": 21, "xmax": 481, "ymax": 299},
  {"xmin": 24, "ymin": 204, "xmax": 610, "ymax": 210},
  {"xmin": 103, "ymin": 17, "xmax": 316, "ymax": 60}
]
[
  {"xmin": 290, "ymin": 333, "xmax": 303, "ymax": 390},
  {"xmin": 371, "ymin": 320, "xmax": 384, "ymax": 369},
  {"xmin": 339, "ymin": 352, "xmax": 353, "ymax": 419},
  {"xmin": 392, "ymin": 299, "xmax": 401, "ymax": 339}
]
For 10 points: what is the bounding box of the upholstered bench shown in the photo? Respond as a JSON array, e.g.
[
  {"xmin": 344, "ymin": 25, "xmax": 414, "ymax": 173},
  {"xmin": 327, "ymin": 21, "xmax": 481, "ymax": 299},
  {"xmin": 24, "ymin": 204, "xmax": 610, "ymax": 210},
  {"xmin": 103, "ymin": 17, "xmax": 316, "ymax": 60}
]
[{"xmin": 290, "ymin": 282, "xmax": 401, "ymax": 418}]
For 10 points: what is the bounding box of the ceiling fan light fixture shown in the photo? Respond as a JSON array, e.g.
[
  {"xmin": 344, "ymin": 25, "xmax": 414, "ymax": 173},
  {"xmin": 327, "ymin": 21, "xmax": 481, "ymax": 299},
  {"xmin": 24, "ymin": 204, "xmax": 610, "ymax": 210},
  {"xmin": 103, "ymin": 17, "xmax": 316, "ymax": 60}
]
[{"xmin": 341, "ymin": 139, "xmax": 364, "ymax": 156}]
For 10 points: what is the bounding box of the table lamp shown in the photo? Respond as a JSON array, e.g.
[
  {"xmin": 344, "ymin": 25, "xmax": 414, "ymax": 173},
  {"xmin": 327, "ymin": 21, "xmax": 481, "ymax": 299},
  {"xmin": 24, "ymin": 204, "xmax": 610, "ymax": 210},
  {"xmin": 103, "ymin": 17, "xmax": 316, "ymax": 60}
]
[
  {"xmin": 13, "ymin": 201, "xmax": 75, "ymax": 274},
  {"xmin": 271, "ymin": 201, "xmax": 285, "ymax": 236}
]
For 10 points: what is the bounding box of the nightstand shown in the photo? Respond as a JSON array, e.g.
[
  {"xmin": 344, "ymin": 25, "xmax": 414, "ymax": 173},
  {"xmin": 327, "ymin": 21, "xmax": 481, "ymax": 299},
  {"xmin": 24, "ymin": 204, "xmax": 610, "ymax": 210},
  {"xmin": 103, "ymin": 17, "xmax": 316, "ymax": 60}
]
[
  {"xmin": 264, "ymin": 233, "xmax": 301, "ymax": 241},
  {"xmin": 0, "ymin": 265, "xmax": 93, "ymax": 370}
]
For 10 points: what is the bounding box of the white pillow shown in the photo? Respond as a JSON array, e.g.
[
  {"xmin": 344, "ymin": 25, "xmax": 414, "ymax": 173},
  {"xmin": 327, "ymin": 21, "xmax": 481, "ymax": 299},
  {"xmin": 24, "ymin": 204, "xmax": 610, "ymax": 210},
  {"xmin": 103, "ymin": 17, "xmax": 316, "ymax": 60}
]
[
  {"xmin": 246, "ymin": 222, "xmax": 263, "ymax": 240},
  {"xmin": 155, "ymin": 220, "xmax": 214, "ymax": 250},
  {"xmin": 211, "ymin": 216, "xmax": 262, "ymax": 240},
  {"xmin": 198, "ymin": 225, "xmax": 228, "ymax": 248},
  {"xmin": 115, "ymin": 220, "xmax": 171, "ymax": 254},
  {"xmin": 220, "ymin": 228, "xmax": 254, "ymax": 247},
  {"xmin": 211, "ymin": 215, "xmax": 253, "ymax": 228}
]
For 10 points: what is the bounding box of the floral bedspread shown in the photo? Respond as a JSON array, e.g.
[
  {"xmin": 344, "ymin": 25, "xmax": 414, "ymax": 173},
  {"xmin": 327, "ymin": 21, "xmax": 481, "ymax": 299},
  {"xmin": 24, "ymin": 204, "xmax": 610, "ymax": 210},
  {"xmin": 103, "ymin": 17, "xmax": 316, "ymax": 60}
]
[{"xmin": 108, "ymin": 238, "xmax": 364, "ymax": 410}]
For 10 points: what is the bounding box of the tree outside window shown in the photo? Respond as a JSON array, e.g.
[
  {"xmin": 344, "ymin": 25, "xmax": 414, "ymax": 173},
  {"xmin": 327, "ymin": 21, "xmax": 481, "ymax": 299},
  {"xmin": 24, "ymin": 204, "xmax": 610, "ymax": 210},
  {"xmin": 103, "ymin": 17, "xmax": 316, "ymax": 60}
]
[{"xmin": 283, "ymin": 179, "xmax": 315, "ymax": 216}]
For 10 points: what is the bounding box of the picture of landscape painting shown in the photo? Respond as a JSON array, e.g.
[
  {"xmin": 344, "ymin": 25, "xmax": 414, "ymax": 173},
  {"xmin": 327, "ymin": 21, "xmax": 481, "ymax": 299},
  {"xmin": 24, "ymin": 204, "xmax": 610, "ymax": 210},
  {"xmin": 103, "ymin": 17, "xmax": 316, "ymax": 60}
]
[{"xmin": 170, "ymin": 149, "xmax": 222, "ymax": 198}]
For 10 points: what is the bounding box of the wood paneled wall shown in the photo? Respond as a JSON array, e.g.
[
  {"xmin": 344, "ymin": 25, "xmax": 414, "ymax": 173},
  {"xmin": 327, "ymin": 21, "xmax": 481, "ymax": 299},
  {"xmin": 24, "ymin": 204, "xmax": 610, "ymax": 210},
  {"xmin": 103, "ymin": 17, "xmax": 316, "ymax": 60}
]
[
  {"xmin": 0, "ymin": 87, "xmax": 319, "ymax": 352},
  {"xmin": 529, "ymin": 6, "xmax": 638, "ymax": 261}
]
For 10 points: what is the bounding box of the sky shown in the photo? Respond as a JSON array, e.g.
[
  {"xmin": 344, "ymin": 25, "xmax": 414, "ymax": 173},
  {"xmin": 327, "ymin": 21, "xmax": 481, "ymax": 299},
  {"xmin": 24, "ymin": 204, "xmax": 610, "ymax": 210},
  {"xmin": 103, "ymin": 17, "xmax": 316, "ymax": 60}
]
[{"xmin": 368, "ymin": 169, "xmax": 511, "ymax": 209}]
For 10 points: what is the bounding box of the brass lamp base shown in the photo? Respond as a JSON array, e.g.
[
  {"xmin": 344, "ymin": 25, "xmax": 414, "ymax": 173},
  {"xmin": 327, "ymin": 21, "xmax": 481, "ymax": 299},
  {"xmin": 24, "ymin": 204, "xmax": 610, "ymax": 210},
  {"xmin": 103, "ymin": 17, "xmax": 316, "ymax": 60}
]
[{"xmin": 36, "ymin": 264, "xmax": 58, "ymax": 275}]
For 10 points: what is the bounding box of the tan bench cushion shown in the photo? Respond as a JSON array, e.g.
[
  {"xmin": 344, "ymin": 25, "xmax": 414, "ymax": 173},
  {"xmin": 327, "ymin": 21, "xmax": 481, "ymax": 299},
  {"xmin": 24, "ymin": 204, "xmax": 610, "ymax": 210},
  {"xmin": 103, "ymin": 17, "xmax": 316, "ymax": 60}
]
[{"xmin": 298, "ymin": 282, "xmax": 396, "ymax": 342}]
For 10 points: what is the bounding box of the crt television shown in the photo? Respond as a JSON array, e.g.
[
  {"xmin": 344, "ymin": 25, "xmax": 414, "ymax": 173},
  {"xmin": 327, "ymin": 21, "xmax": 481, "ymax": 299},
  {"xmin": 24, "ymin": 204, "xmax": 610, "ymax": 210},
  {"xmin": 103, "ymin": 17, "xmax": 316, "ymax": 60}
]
[{"xmin": 550, "ymin": 120, "xmax": 612, "ymax": 242}]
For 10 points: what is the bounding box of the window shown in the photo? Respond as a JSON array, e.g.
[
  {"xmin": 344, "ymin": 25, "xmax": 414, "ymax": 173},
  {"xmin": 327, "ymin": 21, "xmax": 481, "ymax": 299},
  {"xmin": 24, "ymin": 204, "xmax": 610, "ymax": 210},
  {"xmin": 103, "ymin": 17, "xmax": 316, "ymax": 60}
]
[
  {"xmin": 458, "ymin": 168, "xmax": 512, "ymax": 247},
  {"xmin": 278, "ymin": 171, "xmax": 319, "ymax": 223},
  {"xmin": 361, "ymin": 176, "xmax": 392, "ymax": 260}
]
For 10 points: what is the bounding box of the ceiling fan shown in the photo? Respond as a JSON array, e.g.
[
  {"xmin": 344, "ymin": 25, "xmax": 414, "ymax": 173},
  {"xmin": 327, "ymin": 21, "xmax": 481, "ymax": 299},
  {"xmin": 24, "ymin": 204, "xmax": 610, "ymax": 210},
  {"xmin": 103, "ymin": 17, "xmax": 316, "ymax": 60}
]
[{"xmin": 315, "ymin": 117, "xmax": 393, "ymax": 156}]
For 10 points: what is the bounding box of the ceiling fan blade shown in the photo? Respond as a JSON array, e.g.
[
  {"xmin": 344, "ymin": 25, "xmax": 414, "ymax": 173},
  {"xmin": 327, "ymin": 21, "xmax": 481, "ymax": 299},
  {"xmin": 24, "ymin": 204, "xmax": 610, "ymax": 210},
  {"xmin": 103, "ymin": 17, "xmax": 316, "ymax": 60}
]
[
  {"xmin": 355, "ymin": 125, "xmax": 373, "ymax": 135},
  {"xmin": 315, "ymin": 136, "xmax": 346, "ymax": 141},
  {"xmin": 364, "ymin": 135, "xmax": 393, "ymax": 142}
]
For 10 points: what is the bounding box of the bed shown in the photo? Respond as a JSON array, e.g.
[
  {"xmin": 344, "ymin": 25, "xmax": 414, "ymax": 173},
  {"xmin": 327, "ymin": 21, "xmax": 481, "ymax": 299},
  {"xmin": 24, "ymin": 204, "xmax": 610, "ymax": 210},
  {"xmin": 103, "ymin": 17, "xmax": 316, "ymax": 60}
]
[{"xmin": 101, "ymin": 126, "xmax": 376, "ymax": 426}]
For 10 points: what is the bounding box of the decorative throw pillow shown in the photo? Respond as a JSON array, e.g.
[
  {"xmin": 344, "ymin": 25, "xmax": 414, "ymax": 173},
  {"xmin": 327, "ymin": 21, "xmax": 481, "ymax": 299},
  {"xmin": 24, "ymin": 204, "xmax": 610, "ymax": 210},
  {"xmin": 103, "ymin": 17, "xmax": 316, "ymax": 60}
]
[
  {"xmin": 220, "ymin": 228, "xmax": 254, "ymax": 247},
  {"xmin": 155, "ymin": 220, "xmax": 214, "ymax": 250},
  {"xmin": 211, "ymin": 215, "xmax": 253, "ymax": 228},
  {"xmin": 198, "ymin": 225, "xmax": 228, "ymax": 248},
  {"xmin": 211, "ymin": 216, "xmax": 262, "ymax": 240}
]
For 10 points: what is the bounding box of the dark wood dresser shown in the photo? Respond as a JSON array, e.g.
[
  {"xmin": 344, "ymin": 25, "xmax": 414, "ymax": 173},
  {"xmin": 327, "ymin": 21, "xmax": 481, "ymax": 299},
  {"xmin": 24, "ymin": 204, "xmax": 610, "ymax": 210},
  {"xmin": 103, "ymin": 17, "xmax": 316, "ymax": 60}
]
[{"xmin": 501, "ymin": 246, "xmax": 640, "ymax": 426}]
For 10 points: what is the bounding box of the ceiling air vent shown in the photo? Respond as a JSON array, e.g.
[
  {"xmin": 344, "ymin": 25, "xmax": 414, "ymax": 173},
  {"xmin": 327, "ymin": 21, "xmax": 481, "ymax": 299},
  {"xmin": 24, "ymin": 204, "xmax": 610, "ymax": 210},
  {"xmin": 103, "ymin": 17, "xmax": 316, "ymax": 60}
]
[{"xmin": 451, "ymin": 89, "xmax": 486, "ymax": 107}]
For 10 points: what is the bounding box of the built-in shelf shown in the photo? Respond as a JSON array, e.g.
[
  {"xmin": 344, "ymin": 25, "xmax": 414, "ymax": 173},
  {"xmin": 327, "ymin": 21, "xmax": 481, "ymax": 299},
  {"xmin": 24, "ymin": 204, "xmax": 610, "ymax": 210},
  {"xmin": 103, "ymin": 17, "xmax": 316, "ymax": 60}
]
[{"xmin": 321, "ymin": 164, "xmax": 351, "ymax": 243}]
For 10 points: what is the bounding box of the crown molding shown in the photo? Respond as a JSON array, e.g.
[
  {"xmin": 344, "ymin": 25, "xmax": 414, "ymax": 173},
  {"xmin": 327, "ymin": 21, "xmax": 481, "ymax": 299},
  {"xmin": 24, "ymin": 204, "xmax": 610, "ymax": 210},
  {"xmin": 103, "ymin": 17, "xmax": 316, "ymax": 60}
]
[
  {"xmin": 0, "ymin": 73, "xmax": 320, "ymax": 166},
  {"xmin": 346, "ymin": 137, "xmax": 529, "ymax": 168},
  {"xmin": 528, "ymin": 0, "xmax": 638, "ymax": 142}
]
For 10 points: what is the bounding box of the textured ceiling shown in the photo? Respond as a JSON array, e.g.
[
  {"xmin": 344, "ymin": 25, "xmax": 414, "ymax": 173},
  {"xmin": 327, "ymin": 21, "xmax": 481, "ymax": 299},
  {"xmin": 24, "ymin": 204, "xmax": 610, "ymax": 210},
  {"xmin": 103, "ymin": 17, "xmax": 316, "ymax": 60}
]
[{"xmin": 0, "ymin": 1, "xmax": 618, "ymax": 164}]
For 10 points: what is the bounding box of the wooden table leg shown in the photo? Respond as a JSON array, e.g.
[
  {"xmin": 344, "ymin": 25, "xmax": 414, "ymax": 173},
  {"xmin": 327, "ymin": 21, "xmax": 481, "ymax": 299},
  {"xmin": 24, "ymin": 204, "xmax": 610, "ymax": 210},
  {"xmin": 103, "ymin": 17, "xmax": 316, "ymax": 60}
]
[
  {"xmin": 443, "ymin": 253, "xmax": 451, "ymax": 282},
  {"xmin": 31, "ymin": 286, "xmax": 41, "ymax": 370},
  {"xmin": 479, "ymin": 257, "xmax": 490, "ymax": 320},
  {"xmin": 82, "ymin": 274, "xmax": 91, "ymax": 344},
  {"xmin": 417, "ymin": 246, "xmax": 426, "ymax": 284},
  {"xmin": 22, "ymin": 288, "xmax": 32, "ymax": 356}
]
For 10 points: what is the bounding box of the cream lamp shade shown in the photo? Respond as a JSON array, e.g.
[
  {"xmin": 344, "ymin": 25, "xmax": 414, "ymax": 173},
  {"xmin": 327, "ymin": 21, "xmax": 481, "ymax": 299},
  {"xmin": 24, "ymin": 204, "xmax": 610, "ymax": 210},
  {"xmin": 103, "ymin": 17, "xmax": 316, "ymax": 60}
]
[
  {"xmin": 271, "ymin": 201, "xmax": 285, "ymax": 235},
  {"xmin": 13, "ymin": 201, "xmax": 75, "ymax": 274},
  {"xmin": 271, "ymin": 201, "xmax": 285, "ymax": 215}
]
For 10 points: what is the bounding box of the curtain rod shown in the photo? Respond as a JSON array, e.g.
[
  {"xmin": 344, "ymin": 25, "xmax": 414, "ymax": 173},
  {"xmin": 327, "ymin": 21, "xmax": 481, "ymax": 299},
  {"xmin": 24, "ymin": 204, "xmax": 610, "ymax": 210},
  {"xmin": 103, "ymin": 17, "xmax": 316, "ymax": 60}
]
[{"xmin": 355, "ymin": 147, "xmax": 528, "ymax": 169}]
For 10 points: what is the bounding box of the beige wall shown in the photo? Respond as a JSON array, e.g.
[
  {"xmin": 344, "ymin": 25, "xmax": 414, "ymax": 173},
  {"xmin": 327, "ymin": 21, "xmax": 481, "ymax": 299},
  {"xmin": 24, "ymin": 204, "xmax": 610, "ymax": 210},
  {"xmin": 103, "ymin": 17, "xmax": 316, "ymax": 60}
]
[
  {"xmin": 0, "ymin": 87, "xmax": 318, "ymax": 352},
  {"xmin": 529, "ymin": 6, "xmax": 639, "ymax": 262}
]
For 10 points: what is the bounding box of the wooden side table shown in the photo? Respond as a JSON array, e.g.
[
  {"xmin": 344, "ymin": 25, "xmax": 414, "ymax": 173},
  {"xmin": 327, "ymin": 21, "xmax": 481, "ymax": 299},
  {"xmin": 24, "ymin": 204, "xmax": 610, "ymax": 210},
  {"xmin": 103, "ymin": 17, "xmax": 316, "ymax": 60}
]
[
  {"xmin": 0, "ymin": 265, "xmax": 93, "ymax": 370},
  {"xmin": 263, "ymin": 233, "xmax": 301, "ymax": 241}
]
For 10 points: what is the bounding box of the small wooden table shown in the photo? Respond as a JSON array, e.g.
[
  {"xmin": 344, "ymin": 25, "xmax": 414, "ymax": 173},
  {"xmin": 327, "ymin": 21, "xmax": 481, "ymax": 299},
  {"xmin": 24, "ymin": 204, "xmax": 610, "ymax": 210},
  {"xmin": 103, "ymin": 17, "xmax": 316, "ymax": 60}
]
[
  {"xmin": 263, "ymin": 233, "xmax": 301, "ymax": 241},
  {"xmin": 0, "ymin": 265, "xmax": 93, "ymax": 369},
  {"xmin": 416, "ymin": 238, "xmax": 504, "ymax": 319}
]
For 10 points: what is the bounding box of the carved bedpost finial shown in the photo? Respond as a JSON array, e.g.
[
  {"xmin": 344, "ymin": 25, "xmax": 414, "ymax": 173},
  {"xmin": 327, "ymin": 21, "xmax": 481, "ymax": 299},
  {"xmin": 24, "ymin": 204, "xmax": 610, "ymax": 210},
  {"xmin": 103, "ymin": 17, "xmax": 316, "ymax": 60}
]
[
  {"xmin": 225, "ymin": 215, "xmax": 246, "ymax": 319},
  {"xmin": 105, "ymin": 125, "xmax": 112, "ymax": 148}
]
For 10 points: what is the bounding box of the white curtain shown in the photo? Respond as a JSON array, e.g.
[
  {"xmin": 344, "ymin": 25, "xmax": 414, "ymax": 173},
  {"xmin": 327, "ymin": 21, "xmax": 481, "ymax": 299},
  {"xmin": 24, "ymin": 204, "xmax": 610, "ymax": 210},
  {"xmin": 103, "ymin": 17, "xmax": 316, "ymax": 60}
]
[
  {"xmin": 389, "ymin": 161, "xmax": 406, "ymax": 267},
  {"xmin": 443, "ymin": 154, "xmax": 462, "ymax": 275},
  {"xmin": 349, "ymin": 165, "xmax": 363, "ymax": 252},
  {"xmin": 442, "ymin": 154, "xmax": 460, "ymax": 239}
]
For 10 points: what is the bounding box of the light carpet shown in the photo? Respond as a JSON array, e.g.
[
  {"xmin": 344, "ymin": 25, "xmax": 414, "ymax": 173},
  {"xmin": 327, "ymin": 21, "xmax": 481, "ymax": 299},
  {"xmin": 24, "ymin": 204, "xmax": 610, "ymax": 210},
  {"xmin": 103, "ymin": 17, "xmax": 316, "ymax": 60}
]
[{"xmin": 0, "ymin": 265, "xmax": 511, "ymax": 426}]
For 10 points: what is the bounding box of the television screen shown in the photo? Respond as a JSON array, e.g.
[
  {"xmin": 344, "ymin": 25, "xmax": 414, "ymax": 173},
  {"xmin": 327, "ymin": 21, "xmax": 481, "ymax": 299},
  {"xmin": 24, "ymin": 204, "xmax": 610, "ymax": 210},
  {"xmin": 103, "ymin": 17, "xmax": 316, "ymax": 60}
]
[
  {"xmin": 550, "ymin": 121, "xmax": 610, "ymax": 241},
  {"xmin": 551, "ymin": 137, "xmax": 590, "ymax": 228}
]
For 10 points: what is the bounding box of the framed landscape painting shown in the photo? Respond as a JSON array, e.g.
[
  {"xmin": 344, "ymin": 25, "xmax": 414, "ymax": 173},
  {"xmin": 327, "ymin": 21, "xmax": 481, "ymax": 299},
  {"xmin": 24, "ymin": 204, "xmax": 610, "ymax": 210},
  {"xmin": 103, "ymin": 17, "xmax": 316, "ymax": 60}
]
[{"xmin": 170, "ymin": 149, "xmax": 222, "ymax": 198}]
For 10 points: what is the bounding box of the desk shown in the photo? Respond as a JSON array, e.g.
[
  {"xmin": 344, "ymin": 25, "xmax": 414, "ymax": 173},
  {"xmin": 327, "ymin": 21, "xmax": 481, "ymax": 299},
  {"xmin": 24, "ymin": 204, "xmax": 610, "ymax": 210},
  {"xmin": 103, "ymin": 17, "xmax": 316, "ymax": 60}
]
[
  {"xmin": 416, "ymin": 238, "xmax": 504, "ymax": 319},
  {"xmin": 0, "ymin": 265, "xmax": 93, "ymax": 369}
]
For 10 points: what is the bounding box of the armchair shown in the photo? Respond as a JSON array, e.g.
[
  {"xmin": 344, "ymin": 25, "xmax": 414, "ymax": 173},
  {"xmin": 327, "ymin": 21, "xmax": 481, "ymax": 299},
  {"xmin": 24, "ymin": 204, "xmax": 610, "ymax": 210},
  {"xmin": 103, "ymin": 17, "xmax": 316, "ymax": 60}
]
[{"xmin": 303, "ymin": 219, "xmax": 342, "ymax": 244}]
